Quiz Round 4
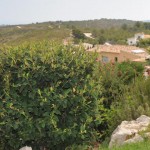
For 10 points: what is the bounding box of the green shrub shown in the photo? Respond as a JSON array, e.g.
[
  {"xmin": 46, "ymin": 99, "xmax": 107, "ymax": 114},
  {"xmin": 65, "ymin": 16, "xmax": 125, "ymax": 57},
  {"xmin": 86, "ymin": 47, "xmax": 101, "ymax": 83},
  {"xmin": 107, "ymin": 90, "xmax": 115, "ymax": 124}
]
[
  {"xmin": 117, "ymin": 61, "xmax": 144, "ymax": 84},
  {"xmin": 99, "ymin": 62, "xmax": 144, "ymax": 138},
  {"xmin": 100, "ymin": 62, "xmax": 144, "ymax": 108},
  {"xmin": 72, "ymin": 28, "xmax": 85, "ymax": 40},
  {"xmin": 0, "ymin": 42, "xmax": 103, "ymax": 150},
  {"xmin": 109, "ymin": 77, "xmax": 150, "ymax": 134},
  {"xmin": 138, "ymin": 39, "xmax": 150, "ymax": 48}
]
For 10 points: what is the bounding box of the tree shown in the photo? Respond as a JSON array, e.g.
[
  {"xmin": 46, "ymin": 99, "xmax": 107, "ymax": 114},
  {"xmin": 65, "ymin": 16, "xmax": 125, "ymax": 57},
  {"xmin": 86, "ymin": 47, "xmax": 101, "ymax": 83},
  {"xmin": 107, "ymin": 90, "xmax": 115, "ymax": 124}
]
[
  {"xmin": 138, "ymin": 39, "xmax": 150, "ymax": 48},
  {"xmin": 143, "ymin": 23, "xmax": 150, "ymax": 30},
  {"xmin": 134, "ymin": 21, "xmax": 141, "ymax": 28},
  {"xmin": 0, "ymin": 42, "xmax": 103, "ymax": 150},
  {"xmin": 98, "ymin": 36, "xmax": 106, "ymax": 44},
  {"xmin": 72, "ymin": 28, "xmax": 85, "ymax": 40},
  {"xmin": 121, "ymin": 23, "xmax": 128, "ymax": 30}
]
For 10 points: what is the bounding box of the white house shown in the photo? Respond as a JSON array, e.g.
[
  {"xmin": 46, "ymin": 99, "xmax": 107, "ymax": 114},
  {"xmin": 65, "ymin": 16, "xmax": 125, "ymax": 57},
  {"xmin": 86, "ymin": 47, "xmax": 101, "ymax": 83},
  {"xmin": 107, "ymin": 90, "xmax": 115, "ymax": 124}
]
[
  {"xmin": 82, "ymin": 43, "xmax": 94, "ymax": 50},
  {"xmin": 127, "ymin": 33, "xmax": 145, "ymax": 46},
  {"xmin": 83, "ymin": 33, "xmax": 94, "ymax": 39},
  {"xmin": 16, "ymin": 26, "xmax": 22, "ymax": 29},
  {"xmin": 135, "ymin": 33, "xmax": 144, "ymax": 39},
  {"xmin": 127, "ymin": 37, "xmax": 137, "ymax": 46}
]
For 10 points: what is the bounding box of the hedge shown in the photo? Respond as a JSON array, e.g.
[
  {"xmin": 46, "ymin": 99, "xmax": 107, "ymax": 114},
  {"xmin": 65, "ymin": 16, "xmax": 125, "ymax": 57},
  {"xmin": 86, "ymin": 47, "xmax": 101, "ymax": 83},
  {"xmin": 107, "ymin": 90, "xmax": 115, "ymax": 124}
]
[{"xmin": 0, "ymin": 42, "xmax": 103, "ymax": 150}]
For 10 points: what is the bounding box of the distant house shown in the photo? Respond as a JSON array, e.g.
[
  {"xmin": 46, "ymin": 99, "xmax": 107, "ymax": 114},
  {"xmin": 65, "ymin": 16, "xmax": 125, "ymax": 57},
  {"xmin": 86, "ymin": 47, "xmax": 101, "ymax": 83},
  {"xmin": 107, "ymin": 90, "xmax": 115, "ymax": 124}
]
[
  {"xmin": 134, "ymin": 33, "xmax": 145, "ymax": 40},
  {"xmin": 127, "ymin": 33, "xmax": 150, "ymax": 45},
  {"xmin": 72, "ymin": 43, "xmax": 94, "ymax": 50},
  {"xmin": 83, "ymin": 33, "xmax": 94, "ymax": 39},
  {"xmin": 82, "ymin": 43, "xmax": 94, "ymax": 50},
  {"xmin": 143, "ymin": 34, "xmax": 150, "ymax": 39},
  {"xmin": 87, "ymin": 44, "xmax": 148, "ymax": 63},
  {"xmin": 104, "ymin": 42, "xmax": 112, "ymax": 46},
  {"xmin": 16, "ymin": 26, "xmax": 22, "ymax": 29},
  {"xmin": 127, "ymin": 37, "xmax": 138, "ymax": 46}
]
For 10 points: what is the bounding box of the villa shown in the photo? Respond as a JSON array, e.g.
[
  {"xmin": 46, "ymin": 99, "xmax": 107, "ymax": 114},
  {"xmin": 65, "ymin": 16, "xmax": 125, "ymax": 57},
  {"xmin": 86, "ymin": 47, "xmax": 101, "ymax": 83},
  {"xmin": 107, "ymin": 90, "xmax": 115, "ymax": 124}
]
[
  {"xmin": 87, "ymin": 44, "xmax": 149, "ymax": 63},
  {"xmin": 127, "ymin": 33, "xmax": 150, "ymax": 46}
]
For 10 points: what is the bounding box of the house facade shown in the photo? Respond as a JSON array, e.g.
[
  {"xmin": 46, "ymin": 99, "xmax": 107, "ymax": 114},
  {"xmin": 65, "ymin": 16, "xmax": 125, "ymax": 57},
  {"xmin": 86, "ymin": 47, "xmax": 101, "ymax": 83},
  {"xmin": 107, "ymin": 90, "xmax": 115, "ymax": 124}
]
[
  {"xmin": 87, "ymin": 45, "xmax": 148, "ymax": 63},
  {"xmin": 127, "ymin": 33, "xmax": 150, "ymax": 46},
  {"xmin": 127, "ymin": 37, "xmax": 137, "ymax": 46},
  {"xmin": 134, "ymin": 33, "xmax": 145, "ymax": 40}
]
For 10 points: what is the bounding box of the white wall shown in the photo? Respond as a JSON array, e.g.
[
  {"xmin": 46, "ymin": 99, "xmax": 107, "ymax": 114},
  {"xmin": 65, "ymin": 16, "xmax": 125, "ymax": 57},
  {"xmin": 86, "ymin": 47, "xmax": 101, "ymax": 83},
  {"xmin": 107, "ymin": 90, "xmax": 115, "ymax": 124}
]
[
  {"xmin": 127, "ymin": 38, "xmax": 137, "ymax": 45},
  {"xmin": 134, "ymin": 33, "xmax": 144, "ymax": 40}
]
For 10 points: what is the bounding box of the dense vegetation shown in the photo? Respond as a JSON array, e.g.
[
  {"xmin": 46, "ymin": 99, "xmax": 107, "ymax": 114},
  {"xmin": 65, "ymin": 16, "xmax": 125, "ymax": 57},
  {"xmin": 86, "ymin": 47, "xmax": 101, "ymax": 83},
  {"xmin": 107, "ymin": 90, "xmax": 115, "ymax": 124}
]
[
  {"xmin": 76, "ymin": 21, "xmax": 150, "ymax": 45},
  {"xmin": 0, "ymin": 23, "xmax": 70, "ymax": 45},
  {"xmin": 1, "ymin": 19, "xmax": 150, "ymax": 150},
  {"xmin": 0, "ymin": 41, "xmax": 148, "ymax": 149},
  {"xmin": 0, "ymin": 42, "xmax": 105, "ymax": 150},
  {"xmin": 62, "ymin": 19, "xmax": 136, "ymax": 29},
  {"xmin": 110, "ymin": 77, "xmax": 150, "ymax": 129},
  {"xmin": 1, "ymin": 19, "xmax": 150, "ymax": 46}
]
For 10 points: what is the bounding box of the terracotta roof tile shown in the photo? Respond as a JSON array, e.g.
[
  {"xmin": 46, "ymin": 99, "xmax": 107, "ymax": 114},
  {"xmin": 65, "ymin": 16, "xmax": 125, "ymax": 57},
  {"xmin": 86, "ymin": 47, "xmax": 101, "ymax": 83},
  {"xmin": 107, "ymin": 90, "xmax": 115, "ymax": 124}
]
[
  {"xmin": 87, "ymin": 45, "xmax": 143, "ymax": 54},
  {"xmin": 144, "ymin": 35, "xmax": 150, "ymax": 39}
]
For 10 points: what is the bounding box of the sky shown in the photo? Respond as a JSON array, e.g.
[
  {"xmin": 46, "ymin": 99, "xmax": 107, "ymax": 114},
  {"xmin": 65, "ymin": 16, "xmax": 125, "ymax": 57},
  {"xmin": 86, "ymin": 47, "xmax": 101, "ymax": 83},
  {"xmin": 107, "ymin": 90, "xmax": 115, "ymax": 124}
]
[{"xmin": 0, "ymin": 0, "xmax": 150, "ymax": 25}]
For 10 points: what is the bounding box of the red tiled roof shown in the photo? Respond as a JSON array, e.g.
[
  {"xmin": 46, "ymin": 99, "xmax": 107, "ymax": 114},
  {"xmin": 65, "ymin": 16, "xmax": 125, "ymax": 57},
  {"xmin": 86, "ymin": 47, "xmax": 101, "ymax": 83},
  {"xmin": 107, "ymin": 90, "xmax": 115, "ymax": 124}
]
[
  {"xmin": 144, "ymin": 35, "xmax": 150, "ymax": 39},
  {"xmin": 87, "ymin": 45, "xmax": 143, "ymax": 54}
]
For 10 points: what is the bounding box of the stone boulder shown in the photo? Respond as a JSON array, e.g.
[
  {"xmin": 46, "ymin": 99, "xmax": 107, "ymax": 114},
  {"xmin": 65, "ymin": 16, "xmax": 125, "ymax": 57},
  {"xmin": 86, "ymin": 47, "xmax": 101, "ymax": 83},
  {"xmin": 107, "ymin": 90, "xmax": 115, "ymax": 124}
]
[
  {"xmin": 19, "ymin": 146, "xmax": 32, "ymax": 150},
  {"xmin": 109, "ymin": 115, "xmax": 150, "ymax": 148}
]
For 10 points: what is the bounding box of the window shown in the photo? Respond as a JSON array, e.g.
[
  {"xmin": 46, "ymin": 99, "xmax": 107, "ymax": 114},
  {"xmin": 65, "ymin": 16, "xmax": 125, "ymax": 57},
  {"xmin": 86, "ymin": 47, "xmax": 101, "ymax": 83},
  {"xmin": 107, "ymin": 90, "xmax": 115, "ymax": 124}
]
[
  {"xmin": 137, "ymin": 36, "xmax": 141, "ymax": 40},
  {"xmin": 115, "ymin": 57, "xmax": 118, "ymax": 62},
  {"xmin": 102, "ymin": 56, "xmax": 109, "ymax": 63}
]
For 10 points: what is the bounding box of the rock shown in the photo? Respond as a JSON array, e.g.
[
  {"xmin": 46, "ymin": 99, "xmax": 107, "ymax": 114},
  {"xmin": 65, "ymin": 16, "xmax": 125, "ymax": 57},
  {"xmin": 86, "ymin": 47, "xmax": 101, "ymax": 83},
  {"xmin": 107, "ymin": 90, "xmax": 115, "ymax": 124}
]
[
  {"xmin": 19, "ymin": 146, "xmax": 32, "ymax": 150},
  {"xmin": 124, "ymin": 133, "xmax": 144, "ymax": 144},
  {"xmin": 143, "ymin": 132, "xmax": 150, "ymax": 139},
  {"xmin": 109, "ymin": 115, "xmax": 150, "ymax": 148},
  {"xmin": 136, "ymin": 115, "xmax": 150, "ymax": 124}
]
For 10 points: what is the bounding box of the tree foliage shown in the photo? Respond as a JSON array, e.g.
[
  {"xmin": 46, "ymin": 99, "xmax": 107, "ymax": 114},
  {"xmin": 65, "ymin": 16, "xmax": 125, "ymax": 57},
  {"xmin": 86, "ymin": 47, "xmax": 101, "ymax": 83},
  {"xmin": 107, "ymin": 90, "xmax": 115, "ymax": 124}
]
[
  {"xmin": 138, "ymin": 39, "xmax": 150, "ymax": 48},
  {"xmin": 109, "ymin": 77, "xmax": 150, "ymax": 134},
  {"xmin": 72, "ymin": 28, "xmax": 85, "ymax": 40},
  {"xmin": 0, "ymin": 42, "xmax": 103, "ymax": 150},
  {"xmin": 100, "ymin": 62, "xmax": 144, "ymax": 134},
  {"xmin": 100, "ymin": 62, "xmax": 144, "ymax": 109}
]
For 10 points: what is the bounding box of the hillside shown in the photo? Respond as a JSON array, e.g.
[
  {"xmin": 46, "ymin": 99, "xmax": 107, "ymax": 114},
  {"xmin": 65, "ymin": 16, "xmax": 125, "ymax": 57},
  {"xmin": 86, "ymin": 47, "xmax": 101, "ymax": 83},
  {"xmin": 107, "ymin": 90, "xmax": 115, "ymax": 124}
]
[
  {"xmin": 62, "ymin": 19, "xmax": 136, "ymax": 29},
  {"xmin": 0, "ymin": 23, "xmax": 70, "ymax": 45},
  {"xmin": 0, "ymin": 19, "xmax": 138, "ymax": 45}
]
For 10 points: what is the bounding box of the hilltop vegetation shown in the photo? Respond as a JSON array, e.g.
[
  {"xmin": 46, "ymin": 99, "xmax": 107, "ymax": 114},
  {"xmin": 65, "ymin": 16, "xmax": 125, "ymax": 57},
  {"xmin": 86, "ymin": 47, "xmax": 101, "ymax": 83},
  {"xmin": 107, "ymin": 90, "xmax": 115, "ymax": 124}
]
[
  {"xmin": 62, "ymin": 19, "xmax": 136, "ymax": 29},
  {"xmin": 72, "ymin": 20, "xmax": 150, "ymax": 45},
  {"xmin": 1, "ymin": 19, "xmax": 150, "ymax": 46},
  {"xmin": 0, "ymin": 23, "xmax": 70, "ymax": 45}
]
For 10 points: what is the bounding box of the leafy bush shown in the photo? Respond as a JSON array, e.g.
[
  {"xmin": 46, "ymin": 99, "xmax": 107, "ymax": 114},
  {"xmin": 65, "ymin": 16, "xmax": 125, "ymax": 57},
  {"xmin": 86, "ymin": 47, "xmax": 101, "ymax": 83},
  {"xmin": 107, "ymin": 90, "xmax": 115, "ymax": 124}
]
[
  {"xmin": 138, "ymin": 39, "xmax": 150, "ymax": 48},
  {"xmin": 117, "ymin": 61, "xmax": 144, "ymax": 84},
  {"xmin": 0, "ymin": 42, "xmax": 103, "ymax": 150},
  {"xmin": 98, "ymin": 62, "xmax": 144, "ymax": 138},
  {"xmin": 72, "ymin": 28, "xmax": 85, "ymax": 40},
  {"xmin": 109, "ymin": 77, "xmax": 150, "ymax": 134},
  {"xmin": 100, "ymin": 62, "xmax": 144, "ymax": 108}
]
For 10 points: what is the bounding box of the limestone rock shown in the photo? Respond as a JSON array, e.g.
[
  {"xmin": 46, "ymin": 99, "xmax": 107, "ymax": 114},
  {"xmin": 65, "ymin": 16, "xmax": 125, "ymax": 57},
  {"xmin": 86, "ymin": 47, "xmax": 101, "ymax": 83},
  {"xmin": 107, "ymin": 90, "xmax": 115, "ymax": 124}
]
[
  {"xmin": 109, "ymin": 115, "xmax": 150, "ymax": 148},
  {"xmin": 143, "ymin": 132, "xmax": 150, "ymax": 139},
  {"xmin": 19, "ymin": 146, "xmax": 32, "ymax": 150},
  {"xmin": 124, "ymin": 133, "xmax": 144, "ymax": 144}
]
